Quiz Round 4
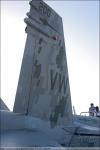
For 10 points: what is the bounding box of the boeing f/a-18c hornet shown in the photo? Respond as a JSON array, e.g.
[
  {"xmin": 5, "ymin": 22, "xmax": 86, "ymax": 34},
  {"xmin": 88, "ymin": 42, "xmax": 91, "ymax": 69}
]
[{"xmin": 1, "ymin": 0, "xmax": 100, "ymax": 148}]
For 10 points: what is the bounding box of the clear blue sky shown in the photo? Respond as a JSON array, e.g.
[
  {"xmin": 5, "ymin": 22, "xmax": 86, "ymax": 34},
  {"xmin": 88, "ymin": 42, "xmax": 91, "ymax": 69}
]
[{"xmin": 1, "ymin": 1, "xmax": 99, "ymax": 114}]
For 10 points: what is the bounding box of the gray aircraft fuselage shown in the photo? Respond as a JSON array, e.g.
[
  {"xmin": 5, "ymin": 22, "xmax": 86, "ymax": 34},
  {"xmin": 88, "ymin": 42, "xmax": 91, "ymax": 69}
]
[{"xmin": 0, "ymin": 0, "xmax": 100, "ymax": 148}]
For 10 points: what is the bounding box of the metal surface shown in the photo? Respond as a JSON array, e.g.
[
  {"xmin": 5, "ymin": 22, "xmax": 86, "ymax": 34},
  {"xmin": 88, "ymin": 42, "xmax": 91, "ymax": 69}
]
[
  {"xmin": 1, "ymin": 0, "xmax": 100, "ymax": 148},
  {"xmin": 13, "ymin": 0, "xmax": 72, "ymax": 127}
]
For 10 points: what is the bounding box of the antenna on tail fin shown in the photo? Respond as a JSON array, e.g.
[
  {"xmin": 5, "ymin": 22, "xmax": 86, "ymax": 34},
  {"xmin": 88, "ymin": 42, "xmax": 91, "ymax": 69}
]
[{"xmin": 13, "ymin": 0, "xmax": 72, "ymax": 127}]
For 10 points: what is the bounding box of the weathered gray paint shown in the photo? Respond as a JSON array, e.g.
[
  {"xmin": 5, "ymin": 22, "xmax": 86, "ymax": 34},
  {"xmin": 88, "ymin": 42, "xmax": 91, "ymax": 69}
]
[
  {"xmin": 13, "ymin": 0, "xmax": 72, "ymax": 127},
  {"xmin": 1, "ymin": 1, "xmax": 100, "ymax": 147}
]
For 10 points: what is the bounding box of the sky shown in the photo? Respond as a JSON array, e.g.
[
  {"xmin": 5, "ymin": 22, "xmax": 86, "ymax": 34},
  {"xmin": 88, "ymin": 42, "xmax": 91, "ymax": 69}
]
[{"xmin": 1, "ymin": 0, "xmax": 99, "ymax": 114}]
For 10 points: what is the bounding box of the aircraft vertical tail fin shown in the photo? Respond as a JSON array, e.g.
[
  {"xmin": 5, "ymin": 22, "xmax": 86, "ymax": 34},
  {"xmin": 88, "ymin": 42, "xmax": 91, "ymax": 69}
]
[
  {"xmin": 0, "ymin": 98, "xmax": 9, "ymax": 111},
  {"xmin": 14, "ymin": 0, "xmax": 72, "ymax": 127}
]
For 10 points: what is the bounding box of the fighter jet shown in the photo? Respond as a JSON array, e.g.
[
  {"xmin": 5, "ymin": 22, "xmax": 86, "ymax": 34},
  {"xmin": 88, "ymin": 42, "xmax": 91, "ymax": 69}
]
[{"xmin": 1, "ymin": 0, "xmax": 100, "ymax": 148}]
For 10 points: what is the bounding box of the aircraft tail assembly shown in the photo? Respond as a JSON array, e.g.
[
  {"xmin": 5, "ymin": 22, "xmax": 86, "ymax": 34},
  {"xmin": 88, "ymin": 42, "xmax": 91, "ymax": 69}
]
[
  {"xmin": 0, "ymin": 98, "xmax": 9, "ymax": 111},
  {"xmin": 13, "ymin": 0, "xmax": 73, "ymax": 127},
  {"xmin": 1, "ymin": 0, "xmax": 100, "ymax": 148}
]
